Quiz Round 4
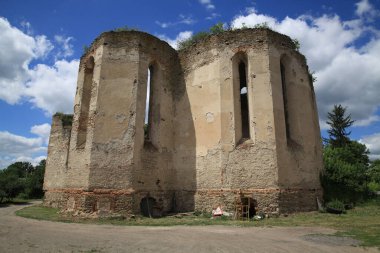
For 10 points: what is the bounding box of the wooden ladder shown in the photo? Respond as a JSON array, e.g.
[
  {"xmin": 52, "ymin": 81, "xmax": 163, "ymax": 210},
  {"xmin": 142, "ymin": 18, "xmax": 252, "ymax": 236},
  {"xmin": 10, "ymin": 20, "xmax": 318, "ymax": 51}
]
[{"xmin": 235, "ymin": 196, "xmax": 250, "ymax": 220}]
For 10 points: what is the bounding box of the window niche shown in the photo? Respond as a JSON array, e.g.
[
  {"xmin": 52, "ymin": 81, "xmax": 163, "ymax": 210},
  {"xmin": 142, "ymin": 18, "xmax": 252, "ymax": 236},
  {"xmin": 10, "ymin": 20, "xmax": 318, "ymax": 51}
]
[
  {"xmin": 76, "ymin": 56, "xmax": 94, "ymax": 149},
  {"xmin": 233, "ymin": 53, "xmax": 250, "ymax": 143},
  {"xmin": 144, "ymin": 65, "xmax": 154, "ymax": 141},
  {"xmin": 280, "ymin": 55, "xmax": 290, "ymax": 141}
]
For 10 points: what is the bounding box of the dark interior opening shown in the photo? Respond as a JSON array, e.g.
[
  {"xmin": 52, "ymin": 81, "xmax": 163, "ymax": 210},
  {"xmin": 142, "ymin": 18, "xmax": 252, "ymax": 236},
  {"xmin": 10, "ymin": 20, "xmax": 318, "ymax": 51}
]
[
  {"xmin": 241, "ymin": 197, "xmax": 256, "ymax": 218},
  {"xmin": 140, "ymin": 196, "xmax": 163, "ymax": 218},
  {"xmin": 239, "ymin": 61, "xmax": 250, "ymax": 139},
  {"xmin": 140, "ymin": 196, "xmax": 156, "ymax": 217},
  {"xmin": 280, "ymin": 61, "xmax": 290, "ymax": 140}
]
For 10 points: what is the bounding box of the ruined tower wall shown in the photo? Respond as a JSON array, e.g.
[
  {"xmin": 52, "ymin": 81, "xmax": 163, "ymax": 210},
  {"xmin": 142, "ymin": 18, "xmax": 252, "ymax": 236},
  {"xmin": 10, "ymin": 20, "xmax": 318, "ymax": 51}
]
[
  {"xmin": 43, "ymin": 115, "xmax": 71, "ymax": 190},
  {"xmin": 268, "ymin": 40, "xmax": 323, "ymax": 212},
  {"xmin": 177, "ymin": 30, "xmax": 283, "ymax": 213},
  {"xmin": 64, "ymin": 48, "xmax": 103, "ymax": 190}
]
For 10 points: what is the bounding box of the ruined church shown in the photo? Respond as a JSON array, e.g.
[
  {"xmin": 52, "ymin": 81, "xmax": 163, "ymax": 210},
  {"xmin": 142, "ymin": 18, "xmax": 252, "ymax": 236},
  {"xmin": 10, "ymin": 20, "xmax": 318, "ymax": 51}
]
[{"xmin": 43, "ymin": 28, "xmax": 323, "ymax": 216}]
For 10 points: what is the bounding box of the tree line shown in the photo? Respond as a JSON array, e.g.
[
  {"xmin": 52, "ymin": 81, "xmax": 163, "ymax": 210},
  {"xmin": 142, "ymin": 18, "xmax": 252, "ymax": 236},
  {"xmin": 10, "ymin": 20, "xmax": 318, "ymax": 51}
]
[{"xmin": 0, "ymin": 160, "xmax": 45, "ymax": 203}]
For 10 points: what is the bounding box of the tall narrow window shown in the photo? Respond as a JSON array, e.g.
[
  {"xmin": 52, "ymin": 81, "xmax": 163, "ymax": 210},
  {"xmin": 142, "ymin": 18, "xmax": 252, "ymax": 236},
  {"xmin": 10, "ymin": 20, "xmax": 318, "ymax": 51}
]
[
  {"xmin": 239, "ymin": 61, "xmax": 250, "ymax": 139},
  {"xmin": 280, "ymin": 59, "xmax": 290, "ymax": 140},
  {"xmin": 144, "ymin": 65, "xmax": 154, "ymax": 140},
  {"xmin": 77, "ymin": 56, "xmax": 94, "ymax": 148}
]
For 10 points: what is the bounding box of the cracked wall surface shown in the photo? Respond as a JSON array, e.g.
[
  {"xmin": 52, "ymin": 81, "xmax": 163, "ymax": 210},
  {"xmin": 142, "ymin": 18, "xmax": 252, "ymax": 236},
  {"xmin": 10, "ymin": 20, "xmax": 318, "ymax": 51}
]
[{"xmin": 43, "ymin": 29, "xmax": 323, "ymax": 217}]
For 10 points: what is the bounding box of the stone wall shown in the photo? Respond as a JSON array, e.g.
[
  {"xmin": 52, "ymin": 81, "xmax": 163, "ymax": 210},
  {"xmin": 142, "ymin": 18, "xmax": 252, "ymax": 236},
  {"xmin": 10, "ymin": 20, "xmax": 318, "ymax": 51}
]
[
  {"xmin": 43, "ymin": 29, "xmax": 323, "ymax": 217},
  {"xmin": 43, "ymin": 114, "xmax": 72, "ymax": 190}
]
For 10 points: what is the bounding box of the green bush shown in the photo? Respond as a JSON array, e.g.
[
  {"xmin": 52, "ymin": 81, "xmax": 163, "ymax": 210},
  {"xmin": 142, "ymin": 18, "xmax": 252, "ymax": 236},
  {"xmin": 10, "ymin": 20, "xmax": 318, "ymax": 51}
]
[
  {"xmin": 368, "ymin": 182, "xmax": 380, "ymax": 192},
  {"xmin": 326, "ymin": 199, "xmax": 345, "ymax": 211},
  {"xmin": 54, "ymin": 112, "xmax": 73, "ymax": 126}
]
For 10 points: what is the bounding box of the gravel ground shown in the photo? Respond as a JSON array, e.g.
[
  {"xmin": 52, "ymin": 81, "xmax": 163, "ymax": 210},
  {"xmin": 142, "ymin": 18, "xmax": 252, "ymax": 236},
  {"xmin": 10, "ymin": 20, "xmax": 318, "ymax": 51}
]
[{"xmin": 0, "ymin": 202, "xmax": 378, "ymax": 253}]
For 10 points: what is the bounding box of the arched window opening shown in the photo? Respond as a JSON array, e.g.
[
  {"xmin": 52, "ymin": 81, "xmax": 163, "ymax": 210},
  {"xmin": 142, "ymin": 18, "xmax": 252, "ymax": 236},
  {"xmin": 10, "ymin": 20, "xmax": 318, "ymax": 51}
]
[
  {"xmin": 239, "ymin": 61, "xmax": 250, "ymax": 139},
  {"xmin": 280, "ymin": 59, "xmax": 290, "ymax": 140},
  {"xmin": 144, "ymin": 65, "xmax": 154, "ymax": 140},
  {"xmin": 77, "ymin": 56, "xmax": 94, "ymax": 149}
]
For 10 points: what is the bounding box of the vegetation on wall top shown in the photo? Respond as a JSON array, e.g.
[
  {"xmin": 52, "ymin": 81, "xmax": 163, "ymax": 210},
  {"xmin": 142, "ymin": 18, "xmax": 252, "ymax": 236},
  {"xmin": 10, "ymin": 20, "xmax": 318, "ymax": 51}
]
[
  {"xmin": 177, "ymin": 22, "xmax": 300, "ymax": 51},
  {"xmin": 54, "ymin": 112, "xmax": 73, "ymax": 127}
]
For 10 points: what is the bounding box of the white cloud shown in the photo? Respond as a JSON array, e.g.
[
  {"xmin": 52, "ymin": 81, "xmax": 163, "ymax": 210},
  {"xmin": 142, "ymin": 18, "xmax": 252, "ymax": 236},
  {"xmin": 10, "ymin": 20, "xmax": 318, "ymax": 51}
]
[
  {"xmin": 360, "ymin": 133, "xmax": 380, "ymax": 160},
  {"xmin": 34, "ymin": 35, "xmax": 54, "ymax": 59},
  {"xmin": 158, "ymin": 31, "xmax": 193, "ymax": 49},
  {"xmin": 54, "ymin": 35, "xmax": 74, "ymax": 58},
  {"xmin": 199, "ymin": 0, "xmax": 215, "ymax": 10},
  {"xmin": 155, "ymin": 14, "xmax": 196, "ymax": 28},
  {"xmin": 0, "ymin": 17, "xmax": 47, "ymax": 104},
  {"xmin": 0, "ymin": 124, "xmax": 50, "ymax": 169},
  {"xmin": 25, "ymin": 59, "xmax": 79, "ymax": 115},
  {"xmin": 20, "ymin": 21, "xmax": 33, "ymax": 35},
  {"xmin": 0, "ymin": 17, "xmax": 79, "ymax": 115},
  {"xmin": 155, "ymin": 21, "xmax": 170, "ymax": 29},
  {"xmin": 355, "ymin": 0, "xmax": 379, "ymax": 20},
  {"xmin": 206, "ymin": 13, "xmax": 221, "ymax": 20},
  {"xmin": 30, "ymin": 123, "xmax": 51, "ymax": 145},
  {"xmin": 230, "ymin": 3, "xmax": 380, "ymax": 129}
]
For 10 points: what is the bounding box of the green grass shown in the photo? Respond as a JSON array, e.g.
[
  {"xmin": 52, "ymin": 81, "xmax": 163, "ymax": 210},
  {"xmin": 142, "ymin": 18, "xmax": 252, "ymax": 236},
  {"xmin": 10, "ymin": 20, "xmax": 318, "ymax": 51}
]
[{"xmin": 16, "ymin": 199, "xmax": 380, "ymax": 247}]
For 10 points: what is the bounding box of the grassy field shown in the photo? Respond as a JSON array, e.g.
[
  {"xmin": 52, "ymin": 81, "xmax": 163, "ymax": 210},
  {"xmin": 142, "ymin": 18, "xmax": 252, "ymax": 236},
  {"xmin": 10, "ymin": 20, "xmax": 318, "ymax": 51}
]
[{"xmin": 16, "ymin": 198, "xmax": 380, "ymax": 247}]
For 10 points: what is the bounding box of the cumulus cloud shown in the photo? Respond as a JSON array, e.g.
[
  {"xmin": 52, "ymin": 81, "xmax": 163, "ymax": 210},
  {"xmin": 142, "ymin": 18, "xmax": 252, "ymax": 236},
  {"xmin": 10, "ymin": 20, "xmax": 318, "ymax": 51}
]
[
  {"xmin": 199, "ymin": 0, "xmax": 215, "ymax": 10},
  {"xmin": 0, "ymin": 17, "xmax": 52, "ymax": 104},
  {"xmin": 230, "ymin": 2, "xmax": 380, "ymax": 129},
  {"xmin": 0, "ymin": 123, "xmax": 50, "ymax": 169},
  {"xmin": 30, "ymin": 123, "xmax": 51, "ymax": 145},
  {"xmin": 158, "ymin": 31, "xmax": 193, "ymax": 49},
  {"xmin": 355, "ymin": 0, "xmax": 380, "ymax": 20},
  {"xmin": 0, "ymin": 17, "xmax": 79, "ymax": 115},
  {"xmin": 360, "ymin": 132, "xmax": 380, "ymax": 160},
  {"xmin": 25, "ymin": 59, "xmax": 79, "ymax": 115}
]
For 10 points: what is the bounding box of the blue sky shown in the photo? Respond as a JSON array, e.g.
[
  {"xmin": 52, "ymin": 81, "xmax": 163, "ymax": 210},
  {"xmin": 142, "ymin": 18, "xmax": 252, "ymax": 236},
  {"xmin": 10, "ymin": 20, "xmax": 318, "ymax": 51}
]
[{"xmin": 0, "ymin": 0, "xmax": 380, "ymax": 168}]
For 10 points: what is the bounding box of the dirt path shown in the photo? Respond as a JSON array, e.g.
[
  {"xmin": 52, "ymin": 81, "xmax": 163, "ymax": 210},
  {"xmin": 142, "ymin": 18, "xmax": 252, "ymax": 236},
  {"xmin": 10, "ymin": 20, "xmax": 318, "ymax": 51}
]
[{"xmin": 0, "ymin": 202, "xmax": 378, "ymax": 253}]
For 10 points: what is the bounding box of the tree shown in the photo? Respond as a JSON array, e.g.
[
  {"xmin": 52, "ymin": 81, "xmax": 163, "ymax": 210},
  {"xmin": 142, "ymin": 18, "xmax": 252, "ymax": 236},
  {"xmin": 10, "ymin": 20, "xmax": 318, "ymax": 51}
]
[
  {"xmin": 0, "ymin": 160, "xmax": 45, "ymax": 202},
  {"xmin": 322, "ymin": 105, "xmax": 371, "ymax": 202},
  {"xmin": 368, "ymin": 159, "xmax": 380, "ymax": 192},
  {"xmin": 326, "ymin": 104, "xmax": 354, "ymax": 147},
  {"xmin": 322, "ymin": 141, "xmax": 370, "ymax": 201},
  {"xmin": 24, "ymin": 160, "xmax": 46, "ymax": 198},
  {"xmin": 0, "ymin": 170, "xmax": 24, "ymax": 201}
]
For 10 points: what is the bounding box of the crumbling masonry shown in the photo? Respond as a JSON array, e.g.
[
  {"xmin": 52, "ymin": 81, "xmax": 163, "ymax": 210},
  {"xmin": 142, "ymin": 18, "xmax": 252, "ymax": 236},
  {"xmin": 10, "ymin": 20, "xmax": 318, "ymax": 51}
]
[{"xmin": 43, "ymin": 28, "xmax": 323, "ymax": 216}]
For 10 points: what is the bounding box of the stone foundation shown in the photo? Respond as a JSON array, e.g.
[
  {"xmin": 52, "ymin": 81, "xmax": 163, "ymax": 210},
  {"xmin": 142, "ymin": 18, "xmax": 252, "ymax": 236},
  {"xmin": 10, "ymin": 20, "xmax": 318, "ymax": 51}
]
[
  {"xmin": 194, "ymin": 188, "xmax": 322, "ymax": 214},
  {"xmin": 44, "ymin": 187, "xmax": 321, "ymax": 217}
]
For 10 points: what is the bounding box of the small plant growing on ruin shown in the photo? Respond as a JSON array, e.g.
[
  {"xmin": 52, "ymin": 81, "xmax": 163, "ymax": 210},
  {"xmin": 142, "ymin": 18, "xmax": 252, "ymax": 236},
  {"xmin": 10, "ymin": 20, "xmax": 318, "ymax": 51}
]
[
  {"xmin": 54, "ymin": 112, "xmax": 74, "ymax": 127},
  {"xmin": 83, "ymin": 45, "xmax": 90, "ymax": 54},
  {"xmin": 144, "ymin": 123, "xmax": 149, "ymax": 139},
  {"xmin": 209, "ymin": 22, "xmax": 225, "ymax": 34},
  {"xmin": 292, "ymin": 38, "xmax": 300, "ymax": 51},
  {"xmin": 253, "ymin": 22, "xmax": 270, "ymax": 29},
  {"xmin": 308, "ymin": 71, "xmax": 317, "ymax": 84},
  {"xmin": 177, "ymin": 31, "xmax": 210, "ymax": 50},
  {"xmin": 178, "ymin": 23, "xmax": 229, "ymax": 50},
  {"xmin": 113, "ymin": 25, "xmax": 140, "ymax": 32}
]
